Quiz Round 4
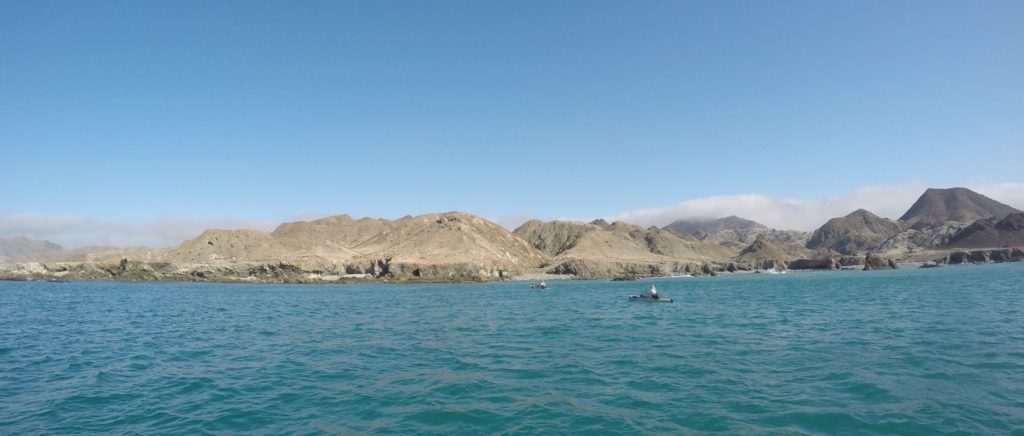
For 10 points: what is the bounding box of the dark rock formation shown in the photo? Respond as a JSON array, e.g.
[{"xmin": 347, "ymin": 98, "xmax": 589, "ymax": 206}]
[
  {"xmin": 944, "ymin": 212, "xmax": 1024, "ymax": 249},
  {"xmin": 942, "ymin": 248, "xmax": 1024, "ymax": 264},
  {"xmin": 788, "ymin": 258, "xmax": 841, "ymax": 270},
  {"xmin": 863, "ymin": 253, "xmax": 897, "ymax": 270}
]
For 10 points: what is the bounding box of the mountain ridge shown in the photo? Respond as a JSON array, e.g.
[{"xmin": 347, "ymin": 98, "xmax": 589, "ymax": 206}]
[
  {"xmin": 3, "ymin": 187, "xmax": 1023, "ymax": 282},
  {"xmin": 663, "ymin": 215, "xmax": 768, "ymax": 235}
]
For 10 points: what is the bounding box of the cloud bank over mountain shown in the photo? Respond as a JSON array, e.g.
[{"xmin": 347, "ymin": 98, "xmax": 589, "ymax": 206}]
[{"xmin": 606, "ymin": 182, "xmax": 1024, "ymax": 231}]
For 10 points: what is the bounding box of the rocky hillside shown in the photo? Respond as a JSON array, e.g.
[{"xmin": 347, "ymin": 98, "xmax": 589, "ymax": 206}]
[
  {"xmin": 900, "ymin": 187, "xmax": 1020, "ymax": 228},
  {"xmin": 514, "ymin": 220, "xmax": 733, "ymax": 278},
  {"xmin": 271, "ymin": 214, "xmax": 392, "ymax": 262},
  {"xmin": 350, "ymin": 212, "xmax": 546, "ymax": 273},
  {"xmin": 871, "ymin": 222, "xmax": 970, "ymax": 257},
  {"xmin": 806, "ymin": 209, "xmax": 902, "ymax": 255},
  {"xmin": 166, "ymin": 229, "xmax": 291, "ymax": 263},
  {"xmin": 944, "ymin": 212, "xmax": 1024, "ymax": 249},
  {"xmin": 164, "ymin": 211, "xmax": 546, "ymax": 280},
  {"xmin": 736, "ymin": 235, "xmax": 789, "ymax": 270},
  {"xmin": 0, "ymin": 236, "xmax": 65, "ymax": 262},
  {"xmin": 507, "ymin": 219, "xmax": 592, "ymax": 258}
]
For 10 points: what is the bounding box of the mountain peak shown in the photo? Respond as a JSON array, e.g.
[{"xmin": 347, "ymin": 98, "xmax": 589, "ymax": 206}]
[
  {"xmin": 806, "ymin": 209, "xmax": 901, "ymax": 255},
  {"xmin": 899, "ymin": 187, "xmax": 1020, "ymax": 227}
]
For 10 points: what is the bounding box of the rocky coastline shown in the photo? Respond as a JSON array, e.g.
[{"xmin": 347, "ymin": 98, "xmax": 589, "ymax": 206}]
[{"xmin": 2, "ymin": 188, "xmax": 1022, "ymax": 284}]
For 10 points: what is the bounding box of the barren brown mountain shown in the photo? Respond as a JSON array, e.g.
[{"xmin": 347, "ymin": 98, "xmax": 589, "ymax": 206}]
[
  {"xmin": 806, "ymin": 209, "xmax": 902, "ymax": 255},
  {"xmin": 900, "ymin": 187, "xmax": 1021, "ymax": 228}
]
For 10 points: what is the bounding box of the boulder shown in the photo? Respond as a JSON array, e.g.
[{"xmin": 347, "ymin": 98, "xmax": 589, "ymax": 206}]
[{"xmin": 863, "ymin": 253, "xmax": 897, "ymax": 270}]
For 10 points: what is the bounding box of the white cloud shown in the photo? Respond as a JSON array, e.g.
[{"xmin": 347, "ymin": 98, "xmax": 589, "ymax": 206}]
[
  {"xmin": 0, "ymin": 214, "xmax": 277, "ymax": 250},
  {"xmin": 605, "ymin": 182, "xmax": 1024, "ymax": 231},
  {"xmin": 973, "ymin": 182, "xmax": 1024, "ymax": 211}
]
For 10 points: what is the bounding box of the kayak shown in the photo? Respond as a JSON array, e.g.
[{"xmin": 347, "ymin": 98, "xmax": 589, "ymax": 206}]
[{"xmin": 629, "ymin": 295, "xmax": 673, "ymax": 303}]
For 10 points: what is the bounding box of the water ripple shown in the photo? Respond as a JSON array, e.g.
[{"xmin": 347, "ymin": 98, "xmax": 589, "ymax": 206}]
[{"xmin": 1, "ymin": 263, "xmax": 1022, "ymax": 434}]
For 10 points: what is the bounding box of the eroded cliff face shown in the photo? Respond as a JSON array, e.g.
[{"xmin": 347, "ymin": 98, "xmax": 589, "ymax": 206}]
[{"xmin": 941, "ymin": 248, "xmax": 1024, "ymax": 265}]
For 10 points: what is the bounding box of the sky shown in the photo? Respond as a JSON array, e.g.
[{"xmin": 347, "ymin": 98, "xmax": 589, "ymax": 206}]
[{"xmin": 2, "ymin": 1, "xmax": 1022, "ymax": 248}]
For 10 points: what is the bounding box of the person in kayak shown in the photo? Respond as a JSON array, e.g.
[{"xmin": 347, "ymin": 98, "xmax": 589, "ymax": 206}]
[{"xmin": 649, "ymin": 284, "xmax": 659, "ymax": 299}]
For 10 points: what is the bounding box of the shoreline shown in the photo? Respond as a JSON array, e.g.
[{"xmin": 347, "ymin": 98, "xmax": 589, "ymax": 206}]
[{"xmin": 1, "ymin": 258, "xmax": 1018, "ymax": 285}]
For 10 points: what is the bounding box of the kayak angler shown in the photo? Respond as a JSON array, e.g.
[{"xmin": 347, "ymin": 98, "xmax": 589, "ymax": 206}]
[{"xmin": 629, "ymin": 283, "xmax": 673, "ymax": 303}]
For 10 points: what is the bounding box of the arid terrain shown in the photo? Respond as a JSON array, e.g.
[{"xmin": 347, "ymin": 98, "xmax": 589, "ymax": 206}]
[{"xmin": 2, "ymin": 187, "xmax": 1021, "ymax": 283}]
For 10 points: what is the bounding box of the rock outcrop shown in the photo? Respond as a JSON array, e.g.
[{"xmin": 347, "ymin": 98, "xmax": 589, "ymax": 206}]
[
  {"xmin": 789, "ymin": 257, "xmax": 842, "ymax": 270},
  {"xmin": 863, "ymin": 253, "xmax": 897, "ymax": 270},
  {"xmin": 942, "ymin": 248, "xmax": 1024, "ymax": 264},
  {"xmin": 806, "ymin": 209, "xmax": 902, "ymax": 255}
]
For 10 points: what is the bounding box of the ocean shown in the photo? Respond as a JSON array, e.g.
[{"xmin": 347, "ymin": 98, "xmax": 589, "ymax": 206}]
[{"xmin": 1, "ymin": 263, "xmax": 1022, "ymax": 434}]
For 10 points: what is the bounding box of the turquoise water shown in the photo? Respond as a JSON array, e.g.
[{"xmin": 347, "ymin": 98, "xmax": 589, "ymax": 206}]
[{"xmin": 1, "ymin": 264, "xmax": 1023, "ymax": 434}]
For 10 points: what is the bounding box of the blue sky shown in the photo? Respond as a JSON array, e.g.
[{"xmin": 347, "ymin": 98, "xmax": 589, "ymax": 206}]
[{"xmin": 2, "ymin": 1, "xmax": 1023, "ymax": 246}]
